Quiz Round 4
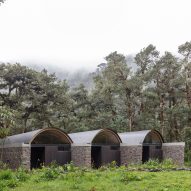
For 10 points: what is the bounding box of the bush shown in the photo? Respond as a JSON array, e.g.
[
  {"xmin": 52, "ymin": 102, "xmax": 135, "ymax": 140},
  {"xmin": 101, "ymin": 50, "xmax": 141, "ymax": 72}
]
[
  {"xmin": 142, "ymin": 159, "xmax": 160, "ymax": 170},
  {"xmin": 0, "ymin": 169, "xmax": 13, "ymax": 180},
  {"xmin": 6, "ymin": 179, "xmax": 18, "ymax": 188},
  {"xmin": 64, "ymin": 162, "xmax": 79, "ymax": 172},
  {"xmin": 161, "ymin": 159, "xmax": 177, "ymax": 170},
  {"xmin": 0, "ymin": 169, "xmax": 20, "ymax": 190},
  {"xmin": 38, "ymin": 164, "xmax": 63, "ymax": 181},
  {"xmin": 106, "ymin": 161, "xmax": 118, "ymax": 170},
  {"xmin": 15, "ymin": 168, "xmax": 29, "ymax": 182},
  {"xmin": 40, "ymin": 168, "xmax": 60, "ymax": 180},
  {"xmin": 127, "ymin": 159, "xmax": 177, "ymax": 171},
  {"xmin": 0, "ymin": 181, "xmax": 6, "ymax": 191},
  {"xmin": 121, "ymin": 172, "xmax": 142, "ymax": 183}
]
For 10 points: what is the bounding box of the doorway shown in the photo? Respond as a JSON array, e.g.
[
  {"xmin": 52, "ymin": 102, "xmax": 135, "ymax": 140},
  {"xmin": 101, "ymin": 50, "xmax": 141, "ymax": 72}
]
[
  {"xmin": 31, "ymin": 147, "xmax": 45, "ymax": 168},
  {"xmin": 142, "ymin": 145, "xmax": 163, "ymax": 163},
  {"xmin": 91, "ymin": 146, "xmax": 102, "ymax": 168},
  {"xmin": 142, "ymin": 146, "xmax": 150, "ymax": 163},
  {"xmin": 31, "ymin": 145, "xmax": 71, "ymax": 169}
]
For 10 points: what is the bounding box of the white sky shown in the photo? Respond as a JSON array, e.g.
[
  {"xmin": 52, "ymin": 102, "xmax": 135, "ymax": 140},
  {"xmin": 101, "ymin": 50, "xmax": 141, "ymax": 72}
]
[{"xmin": 0, "ymin": 0, "xmax": 191, "ymax": 70}]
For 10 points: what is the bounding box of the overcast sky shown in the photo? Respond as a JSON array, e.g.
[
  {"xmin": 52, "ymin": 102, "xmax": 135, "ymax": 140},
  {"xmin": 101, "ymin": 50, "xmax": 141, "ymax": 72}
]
[{"xmin": 0, "ymin": 0, "xmax": 191, "ymax": 70}]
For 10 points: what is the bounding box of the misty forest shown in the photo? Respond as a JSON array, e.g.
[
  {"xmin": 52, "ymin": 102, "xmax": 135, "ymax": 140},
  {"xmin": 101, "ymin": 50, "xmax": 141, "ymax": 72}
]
[{"xmin": 1, "ymin": 41, "xmax": 191, "ymax": 159}]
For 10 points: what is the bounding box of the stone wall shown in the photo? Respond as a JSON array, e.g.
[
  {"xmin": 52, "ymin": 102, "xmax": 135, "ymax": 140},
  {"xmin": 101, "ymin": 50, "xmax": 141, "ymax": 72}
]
[
  {"xmin": 21, "ymin": 146, "xmax": 31, "ymax": 169},
  {"xmin": 120, "ymin": 144, "xmax": 142, "ymax": 165},
  {"xmin": 71, "ymin": 144, "xmax": 91, "ymax": 167},
  {"xmin": 0, "ymin": 144, "xmax": 31, "ymax": 169},
  {"xmin": 162, "ymin": 142, "xmax": 185, "ymax": 166}
]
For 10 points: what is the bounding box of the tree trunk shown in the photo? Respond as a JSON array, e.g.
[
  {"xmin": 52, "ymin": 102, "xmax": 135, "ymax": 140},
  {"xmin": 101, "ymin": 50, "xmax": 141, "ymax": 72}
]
[
  {"xmin": 159, "ymin": 94, "xmax": 165, "ymax": 136},
  {"xmin": 128, "ymin": 102, "xmax": 132, "ymax": 132}
]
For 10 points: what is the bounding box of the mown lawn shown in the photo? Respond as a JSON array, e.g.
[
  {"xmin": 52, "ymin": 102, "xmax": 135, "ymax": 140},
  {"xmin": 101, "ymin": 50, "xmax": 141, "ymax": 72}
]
[{"xmin": 1, "ymin": 161, "xmax": 191, "ymax": 191}]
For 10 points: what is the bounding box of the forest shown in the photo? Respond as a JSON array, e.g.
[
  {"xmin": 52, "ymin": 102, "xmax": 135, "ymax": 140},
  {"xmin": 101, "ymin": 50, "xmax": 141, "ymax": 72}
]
[{"xmin": 0, "ymin": 41, "xmax": 191, "ymax": 158}]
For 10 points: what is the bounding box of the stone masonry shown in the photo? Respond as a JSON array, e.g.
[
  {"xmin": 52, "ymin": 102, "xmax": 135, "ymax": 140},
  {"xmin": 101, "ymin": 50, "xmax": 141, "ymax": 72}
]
[
  {"xmin": 0, "ymin": 144, "xmax": 31, "ymax": 169},
  {"xmin": 71, "ymin": 144, "xmax": 91, "ymax": 167},
  {"xmin": 162, "ymin": 142, "xmax": 185, "ymax": 166},
  {"xmin": 120, "ymin": 144, "xmax": 142, "ymax": 165},
  {"xmin": 21, "ymin": 146, "xmax": 31, "ymax": 169}
]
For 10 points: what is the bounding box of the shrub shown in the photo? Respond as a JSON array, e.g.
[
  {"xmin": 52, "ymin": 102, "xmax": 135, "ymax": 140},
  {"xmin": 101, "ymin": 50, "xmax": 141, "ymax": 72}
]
[
  {"xmin": 121, "ymin": 172, "xmax": 142, "ymax": 183},
  {"xmin": 38, "ymin": 165, "xmax": 61, "ymax": 181},
  {"xmin": 0, "ymin": 181, "xmax": 6, "ymax": 191},
  {"xmin": 64, "ymin": 162, "xmax": 79, "ymax": 172},
  {"xmin": 142, "ymin": 159, "xmax": 160, "ymax": 170},
  {"xmin": 127, "ymin": 159, "xmax": 177, "ymax": 171},
  {"xmin": 6, "ymin": 179, "xmax": 18, "ymax": 188},
  {"xmin": 0, "ymin": 169, "xmax": 13, "ymax": 180},
  {"xmin": 41, "ymin": 168, "xmax": 60, "ymax": 180},
  {"xmin": 15, "ymin": 168, "xmax": 29, "ymax": 182},
  {"xmin": 0, "ymin": 169, "xmax": 20, "ymax": 190},
  {"xmin": 161, "ymin": 159, "xmax": 177, "ymax": 170},
  {"xmin": 107, "ymin": 161, "xmax": 118, "ymax": 170}
]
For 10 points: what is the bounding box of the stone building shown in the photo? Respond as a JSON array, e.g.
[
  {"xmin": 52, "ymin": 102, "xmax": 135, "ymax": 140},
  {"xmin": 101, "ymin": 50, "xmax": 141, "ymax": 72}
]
[
  {"xmin": 0, "ymin": 128, "xmax": 73, "ymax": 169},
  {"xmin": 0, "ymin": 128, "xmax": 185, "ymax": 169},
  {"xmin": 119, "ymin": 130, "xmax": 185, "ymax": 166},
  {"xmin": 69, "ymin": 129, "xmax": 121, "ymax": 168}
]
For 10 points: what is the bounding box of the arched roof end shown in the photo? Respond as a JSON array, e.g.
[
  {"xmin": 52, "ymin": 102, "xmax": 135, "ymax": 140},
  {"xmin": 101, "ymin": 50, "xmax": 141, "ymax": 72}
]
[
  {"xmin": 119, "ymin": 129, "xmax": 164, "ymax": 145},
  {"xmin": 2, "ymin": 128, "xmax": 73, "ymax": 145},
  {"xmin": 69, "ymin": 128, "xmax": 122, "ymax": 144}
]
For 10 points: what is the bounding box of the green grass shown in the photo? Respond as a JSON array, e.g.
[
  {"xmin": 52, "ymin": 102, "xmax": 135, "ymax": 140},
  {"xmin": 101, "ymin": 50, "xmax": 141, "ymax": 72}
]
[
  {"xmin": 0, "ymin": 161, "xmax": 191, "ymax": 191},
  {"xmin": 12, "ymin": 170, "xmax": 191, "ymax": 191}
]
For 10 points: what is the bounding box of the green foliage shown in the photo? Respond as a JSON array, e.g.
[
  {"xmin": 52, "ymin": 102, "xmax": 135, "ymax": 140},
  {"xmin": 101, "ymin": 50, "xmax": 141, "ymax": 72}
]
[
  {"xmin": 142, "ymin": 159, "xmax": 161, "ymax": 170},
  {"xmin": 15, "ymin": 168, "xmax": 29, "ymax": 182},
  {"xmin": 36, "ymin": 163, "xmax": 63, "ymax": 181},
  {"xmin": 0, "ymin": 169, "xmax": 19, "ymax": 190},
  {"xmin": 1, "ymin": 163, "xmax": 191, "ymax": 191},
  {"xmin": 0, "ymin": 106, "xmax": 15, "ymax": 138},
  {"xmin": 64, "ymin": 162, "xmax": 79, "ymax": 172},
  {"xmin": 121, "ymin": 172, "xmax": 142, "ymax": 183},
  {"xmin": 39, "ymin": 167, "xmax": 60, "ymax": 181},
  {"xmin": 3, "ymin": 166, "xmax": 190, "ymax": 191},
  {"xmin": 0, "ymin": 169, "xmax": 13, "ymax": 180},
  {"xmin": 161, "ymin": 159, "xmax": 177, "ymax": 169},
  {"xmin": 127, "ymin": 159, "xmax": 177, "ymax": 171},
  {"xmin": 1, "ymin": 41, "xmax": 191, "ymax": 148}
]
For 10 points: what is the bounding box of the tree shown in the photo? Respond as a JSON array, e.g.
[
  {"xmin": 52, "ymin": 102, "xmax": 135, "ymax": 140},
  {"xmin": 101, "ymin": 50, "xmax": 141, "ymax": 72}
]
[
  {"xmin": 0, "ymin": 106, "xmax": 15, "ymax": 138},
  {"xmin": 134, "ymin": 45, "xmax": 159, "ymax": 129},
  {"xmin": 0, "ymin": 63, "xmax": 73, "ymax": 133},
  {"xmin": 178, "ymin": 41, "xmax": 191, "ymax": 108},
  {"xmin": 92, "ymin": 52, "xmax": 142, "ymax": 132},
  {"xmin": 0, "ymin": 106, "xmax": 15, "ymax": 160},
  {"xmin": 155, "ymin": 52, "xmax": 181, "ymax": 140},
  {"xmin": 69, "ymin": 84, "xmax": 95, "ymax": 132}
]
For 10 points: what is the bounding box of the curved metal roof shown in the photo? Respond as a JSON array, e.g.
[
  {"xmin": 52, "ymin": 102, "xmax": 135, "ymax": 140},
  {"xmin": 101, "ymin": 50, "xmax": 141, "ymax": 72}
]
[
  {"xmin": 1, "ymin": 128, "xmax": 73, "ymax": 145},
  {"xmin": 69, "ymin": 128, "xmax": 122, "ymax": 144},
  {"xmin": 118, "ymin": 130, "xmax": 164, "ymax": 145}
]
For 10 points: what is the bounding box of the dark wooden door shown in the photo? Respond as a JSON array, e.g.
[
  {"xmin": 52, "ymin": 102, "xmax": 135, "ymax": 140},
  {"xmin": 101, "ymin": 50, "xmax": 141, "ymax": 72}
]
[
  {"xmin": 101, "ymin": 146, "xmax": 120, "ymax": 166},
  {"xmin": 45, "ymin": 146, "xmax": 57, "ymax": 165},
  {"xmin": 149, "ymin": 146, "xmax": 163, "ymax": 161},
  {"xmin": 45, "ymin": 146, "xmax": 71, "ymax": 165},
  {"xmin": 91, "ymin": 146, "xmax": 102, "ymax": 168},
  {"xmin": 142, "ymin": 146, "xmax": 150, "ymax": 162}
]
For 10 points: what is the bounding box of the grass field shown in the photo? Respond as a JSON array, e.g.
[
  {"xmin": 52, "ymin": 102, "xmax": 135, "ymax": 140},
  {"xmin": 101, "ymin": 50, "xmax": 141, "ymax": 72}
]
[
  {"xmin": 13, "ymin": 170, "xmax": 191, "ymax": 191},
  {"xmin": 0, "ymin": 161, "xmax": 191, "ymax": 191}
]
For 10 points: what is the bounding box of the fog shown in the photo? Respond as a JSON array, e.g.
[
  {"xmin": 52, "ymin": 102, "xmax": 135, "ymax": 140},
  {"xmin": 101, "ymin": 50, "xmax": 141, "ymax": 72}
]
[{"xmin": 0, "ymin": 0, "xmax": 191, "ymax": 71}]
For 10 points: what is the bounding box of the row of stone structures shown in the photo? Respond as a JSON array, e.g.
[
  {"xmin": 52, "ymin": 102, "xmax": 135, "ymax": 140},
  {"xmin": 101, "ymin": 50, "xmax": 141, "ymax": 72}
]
[{"xmin": 0, "ymin": 128, "xmax": 185, "ymax": 169}]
